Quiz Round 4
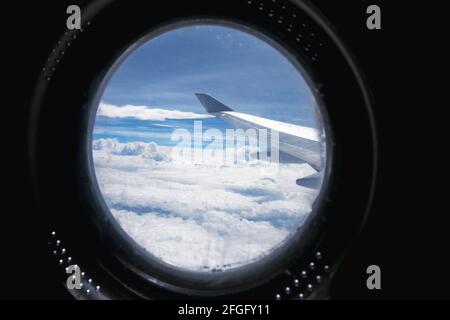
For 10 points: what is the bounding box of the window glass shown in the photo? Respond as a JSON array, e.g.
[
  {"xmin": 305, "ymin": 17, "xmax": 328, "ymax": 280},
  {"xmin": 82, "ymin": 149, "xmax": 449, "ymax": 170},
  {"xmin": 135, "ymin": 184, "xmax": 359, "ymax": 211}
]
[{"xmin": 93, "ymin": 25, "xmax": 327, "ymax": 272}]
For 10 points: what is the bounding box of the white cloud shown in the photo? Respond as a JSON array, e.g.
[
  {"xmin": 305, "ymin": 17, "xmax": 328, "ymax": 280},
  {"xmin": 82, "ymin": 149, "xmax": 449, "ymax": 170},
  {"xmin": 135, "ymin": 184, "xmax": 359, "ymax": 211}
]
[
  {"xmin": 93, "ymin": 139, "xmax": 168, "ymax": 160},
  {"xmin": 97, "ymin": 102, "xmax": 213, "ymax": 121},
  {"xmin": 93, "ymin": 139, "xmax": 320, "ymax": 271}
]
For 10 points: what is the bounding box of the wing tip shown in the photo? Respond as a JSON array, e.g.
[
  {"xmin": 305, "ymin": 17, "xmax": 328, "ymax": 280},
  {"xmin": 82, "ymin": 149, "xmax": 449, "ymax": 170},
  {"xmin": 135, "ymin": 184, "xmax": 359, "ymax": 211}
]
[{"xmin": 195, "ymin": 93, "xmax": 233, "ymax": 113}]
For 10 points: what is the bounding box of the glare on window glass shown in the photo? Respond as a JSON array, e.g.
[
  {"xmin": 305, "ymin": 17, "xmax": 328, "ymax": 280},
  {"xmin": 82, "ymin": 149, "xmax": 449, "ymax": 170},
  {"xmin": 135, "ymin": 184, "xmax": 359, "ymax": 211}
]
[{"xmin": 92, "ymin": 24, "xmax": 327, "ymax": 272}]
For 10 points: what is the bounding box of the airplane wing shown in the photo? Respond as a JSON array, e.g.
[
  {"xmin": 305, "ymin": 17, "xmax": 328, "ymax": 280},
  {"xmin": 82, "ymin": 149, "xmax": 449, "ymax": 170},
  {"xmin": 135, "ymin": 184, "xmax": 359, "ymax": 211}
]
[{"xmin": 195, "ymin": 93, "xmax": 325, "ymax": 189}]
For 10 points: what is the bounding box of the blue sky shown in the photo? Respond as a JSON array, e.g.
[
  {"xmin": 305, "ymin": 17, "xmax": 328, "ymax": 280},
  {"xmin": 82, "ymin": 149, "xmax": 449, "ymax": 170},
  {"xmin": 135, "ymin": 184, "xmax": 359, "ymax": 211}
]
[{"xmin": 95, "ymin": 24, "xmax": 320, "ymax": 144}]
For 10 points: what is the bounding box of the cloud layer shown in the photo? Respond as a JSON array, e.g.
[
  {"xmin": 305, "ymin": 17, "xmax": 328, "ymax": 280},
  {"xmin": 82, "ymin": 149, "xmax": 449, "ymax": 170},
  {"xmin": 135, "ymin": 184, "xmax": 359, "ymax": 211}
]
[
  {"xmin": 97, "ymin": 102, "xmax": 213, "ymax": 121},
  {"xmin": 93, "ymin": 138, "xmax": 319, "ymax": 271}
]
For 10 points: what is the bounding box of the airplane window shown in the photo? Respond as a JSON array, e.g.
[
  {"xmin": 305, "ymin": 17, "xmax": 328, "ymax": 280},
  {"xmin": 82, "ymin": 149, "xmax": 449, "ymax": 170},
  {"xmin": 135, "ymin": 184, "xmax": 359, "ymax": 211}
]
[{"xmin": 92, "ymin": 24, "xmax": 328, "ymax": 272}]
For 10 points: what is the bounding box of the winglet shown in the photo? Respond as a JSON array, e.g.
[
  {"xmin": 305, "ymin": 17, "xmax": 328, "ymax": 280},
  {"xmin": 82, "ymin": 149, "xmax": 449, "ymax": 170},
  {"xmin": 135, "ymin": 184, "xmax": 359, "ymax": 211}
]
[{"xmin": 195, "ymin": 93, "xmax": 233, "ymax": 113}]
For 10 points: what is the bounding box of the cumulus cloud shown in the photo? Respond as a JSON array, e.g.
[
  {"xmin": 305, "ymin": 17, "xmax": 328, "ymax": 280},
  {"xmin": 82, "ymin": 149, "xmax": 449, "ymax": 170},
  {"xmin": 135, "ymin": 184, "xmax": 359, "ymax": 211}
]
[
  {"xmin": 93, "ymin": 139, "xmax": 168, "ymax": 161},
  {"xmin": 93, "ymin": 138, "xmax": 319, "ymax": 271},
  {"xmin": 97, "ymin": 102, "xmax": 213, "ymax": 121}
]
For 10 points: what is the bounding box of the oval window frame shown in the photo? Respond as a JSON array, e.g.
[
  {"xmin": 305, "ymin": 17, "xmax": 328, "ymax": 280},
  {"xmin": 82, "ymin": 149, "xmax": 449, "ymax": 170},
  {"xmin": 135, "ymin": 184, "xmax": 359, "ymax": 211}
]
[{"xmin": 87, "ymin": 18, "xmax": 334, "ymax": 296}]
